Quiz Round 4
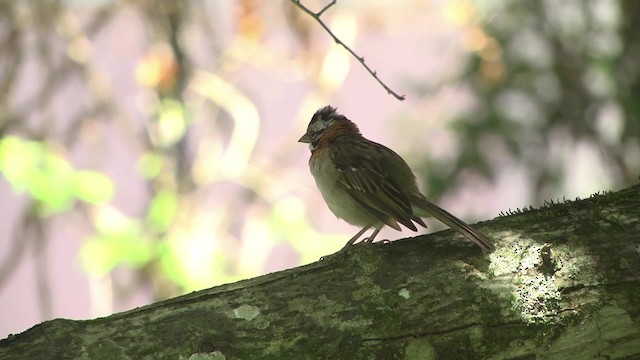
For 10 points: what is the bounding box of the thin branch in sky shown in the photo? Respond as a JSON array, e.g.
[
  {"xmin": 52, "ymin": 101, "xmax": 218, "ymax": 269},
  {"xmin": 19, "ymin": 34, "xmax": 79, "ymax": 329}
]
[{"xmin": 290, "ymin": 0, "xmax": 406, "ymax": 101}]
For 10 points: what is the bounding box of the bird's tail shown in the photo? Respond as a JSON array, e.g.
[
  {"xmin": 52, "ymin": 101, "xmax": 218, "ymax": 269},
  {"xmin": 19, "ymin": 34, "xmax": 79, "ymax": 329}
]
[{"xmin": 412, "ymin": 197, "xmax": 495, "ymax": 252}]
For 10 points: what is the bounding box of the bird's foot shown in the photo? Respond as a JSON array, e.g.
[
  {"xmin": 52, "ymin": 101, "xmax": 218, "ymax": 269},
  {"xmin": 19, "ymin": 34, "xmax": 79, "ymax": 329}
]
[
  {"xmin": 362, "ymin": 237, "xmax": 390, "ymax": 244},
  {"xmin": 319, "ymin": 247, "xmax": 349, "ymax": 261},
  {"xmin": 319, "ymin": 240, "xmax": 353, "ymax": 261}
]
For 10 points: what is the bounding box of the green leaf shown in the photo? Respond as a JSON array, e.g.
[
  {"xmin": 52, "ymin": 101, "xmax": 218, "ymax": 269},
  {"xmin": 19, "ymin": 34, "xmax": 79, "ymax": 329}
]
[
  {"xmin": 0, "ymin": 136, "xmax": 75, "ymax": 214},
  {"xmin": 79, "ymin": 218, "xmax": 153, "ymax": 276},
  {"xmin": 146, "ymin": 190, "xmax": 177, "ymax": 232},
  {"xmin": 0, "ymin": 136, "xmax": 41, "ymax": 190},
  {"xmin": 73, "ymin": 170, "xmax": 114, "ymax": 204},
  {"xmin": 0, "ymin": 136, "xmax": 115, "ymax": 215},
  {"xmin": 137, "ymin": 151, "xmax": 164, "ymax": 179}
]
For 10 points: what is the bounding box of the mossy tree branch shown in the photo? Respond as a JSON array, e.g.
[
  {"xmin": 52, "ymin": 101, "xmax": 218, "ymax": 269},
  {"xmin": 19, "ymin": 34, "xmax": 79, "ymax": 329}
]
[{"xmin": 1, "ymin": 185, "xmax": 639, "ymax": 359}]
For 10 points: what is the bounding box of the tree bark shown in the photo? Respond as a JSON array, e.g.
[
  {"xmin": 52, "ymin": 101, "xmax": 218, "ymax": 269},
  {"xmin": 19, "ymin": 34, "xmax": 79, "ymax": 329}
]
[{"xmin": 1, "ymin": 185, "xmax": 639, "ymax": 360}]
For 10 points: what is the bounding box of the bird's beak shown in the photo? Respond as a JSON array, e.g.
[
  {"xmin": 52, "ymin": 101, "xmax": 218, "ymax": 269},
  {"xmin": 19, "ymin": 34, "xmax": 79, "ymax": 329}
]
[{"xmin": 298, "ymin": 133, "xmax": 311, "ymax": 143}]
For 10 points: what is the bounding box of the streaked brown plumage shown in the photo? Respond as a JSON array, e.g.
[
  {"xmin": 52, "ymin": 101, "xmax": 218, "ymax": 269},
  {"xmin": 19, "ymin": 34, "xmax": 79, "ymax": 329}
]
[{"xmin": 299, "ymin": 106, "xmax": 494, "ymax": 253}]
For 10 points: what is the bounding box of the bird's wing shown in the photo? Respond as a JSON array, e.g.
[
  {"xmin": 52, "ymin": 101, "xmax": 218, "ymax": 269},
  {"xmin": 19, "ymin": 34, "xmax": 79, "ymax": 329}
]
[{"xmin": 331, "ymin": 140, "xmax": 418, "ymax": 231}]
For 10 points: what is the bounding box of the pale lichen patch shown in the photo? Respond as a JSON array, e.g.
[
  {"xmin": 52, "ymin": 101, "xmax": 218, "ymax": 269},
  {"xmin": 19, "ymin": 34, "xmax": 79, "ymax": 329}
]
[
  {"xmin": 233, "ymin": 304, "xmax": 260, "ymax": 321},
  {"xmin": 483, "ymin": 231, "xmax": 588, "ymax": 324},
  {"xmin": 181, "ymin": 351, "xmax": 227, "ymax": 360},
  {"xmin": 398, "ymin": 288, "xmax": 410, "ymax": 299}
]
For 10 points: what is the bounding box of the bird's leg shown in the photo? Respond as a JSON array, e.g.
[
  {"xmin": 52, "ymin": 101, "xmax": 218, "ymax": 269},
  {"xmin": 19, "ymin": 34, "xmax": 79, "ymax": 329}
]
[
  {"xmin": 320, "ymin": 226, "xmax": 371, "ymax": 261},
  {"xmin": 362, "ymin": 228, "xmax": 382, "ymax": 244},
  {"xmin": 337, "ymin": 226, "xmax": 371, "ymax": 253}
]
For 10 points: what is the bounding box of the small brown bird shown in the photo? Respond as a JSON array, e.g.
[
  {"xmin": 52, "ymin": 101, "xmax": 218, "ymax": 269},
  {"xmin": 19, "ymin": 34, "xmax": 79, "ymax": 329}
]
[{"xmin": 299, "ymin": 106, "xmax": 494, "ymax": 253}]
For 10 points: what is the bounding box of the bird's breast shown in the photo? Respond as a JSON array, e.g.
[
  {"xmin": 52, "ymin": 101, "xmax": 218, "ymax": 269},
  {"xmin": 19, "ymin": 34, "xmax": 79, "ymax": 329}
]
[{"xmin": 308, "ymin": 149, "xmax": 380, "ymax": 227}]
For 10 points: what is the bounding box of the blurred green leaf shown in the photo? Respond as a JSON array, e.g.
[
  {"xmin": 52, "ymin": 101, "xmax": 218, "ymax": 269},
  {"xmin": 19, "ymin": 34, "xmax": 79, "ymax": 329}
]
[
  {"xmin": 74, "ymin": 170, "xmax": 115, "ymax": 204},
  {"xmin": 0, "ymin": 136, "xmax": 41, "ymax": 190},
  {"xmin": 157, "ymin": 243, "xmax": 184, "ymax": 285},
  {"xmin": 137, "ymin": 151, "xmax": 164, "ymax": 179},
  {"xmin": 0, "ymin": 136, "xmax": 114, "ymax": 215},
  {"xmin": 27, "ymin": 151, "xmax": 75, "ymax": 213},
  {"xmin": 80, "ymin": 217, "xmax": 153, "ymax": 276},
  {"xmin": 146, "ymin": 189, "xmax": 177, "ymax": 232}
]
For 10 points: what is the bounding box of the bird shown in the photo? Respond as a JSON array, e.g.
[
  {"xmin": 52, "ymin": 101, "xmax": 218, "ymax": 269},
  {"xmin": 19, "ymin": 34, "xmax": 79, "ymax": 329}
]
[{"xmin": 298, "ymin": 105, "xmax": 494, "ymax": 254}]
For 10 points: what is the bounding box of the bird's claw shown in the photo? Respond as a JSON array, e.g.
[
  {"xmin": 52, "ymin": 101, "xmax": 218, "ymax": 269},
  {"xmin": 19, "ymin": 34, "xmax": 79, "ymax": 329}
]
[{"xmin": 362, "ymin": 237, "xmax": 390, "ymax": 244}]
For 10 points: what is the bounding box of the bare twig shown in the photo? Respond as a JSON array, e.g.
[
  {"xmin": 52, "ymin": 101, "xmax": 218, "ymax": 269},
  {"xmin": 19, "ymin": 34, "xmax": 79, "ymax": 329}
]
[{"xmin": 290, "ymin": 0, "xmax": 405, "ymax": 101}]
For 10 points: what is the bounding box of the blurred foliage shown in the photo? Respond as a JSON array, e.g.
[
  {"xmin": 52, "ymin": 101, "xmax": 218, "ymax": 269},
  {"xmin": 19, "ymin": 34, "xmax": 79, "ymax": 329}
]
[
  {"xmin": 80, "ymin": 209, "xmax": 153, "ymax": 277},
  {"xmin": 0, "ymin": 0, "xmax": 345, "ymax": 313},
  {"xmin": 0, "ymin": 136, "xmax": 114, "ymax": 215},
  {"xmin": 413, "ymin": 0, "xmax": 639, "ymax": 201}
]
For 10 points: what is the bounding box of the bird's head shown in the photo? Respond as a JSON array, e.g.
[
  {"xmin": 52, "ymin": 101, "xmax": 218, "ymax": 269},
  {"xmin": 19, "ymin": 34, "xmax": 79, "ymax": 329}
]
[{"xmin": 298, "ymin": 106, "xmax": 360, "ymax": 151}]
